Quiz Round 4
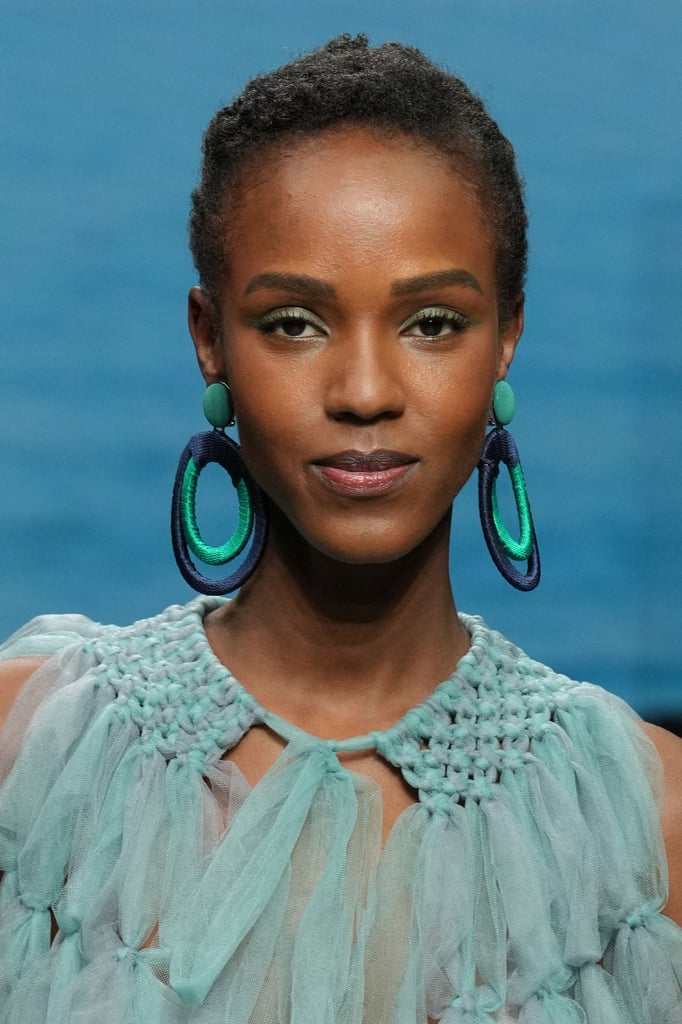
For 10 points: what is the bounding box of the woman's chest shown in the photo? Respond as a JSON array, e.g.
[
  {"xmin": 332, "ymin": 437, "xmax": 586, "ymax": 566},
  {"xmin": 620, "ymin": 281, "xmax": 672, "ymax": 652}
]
[{"xmin": 225, "ymin": 725, "xmax": 420, "ymax": 846}]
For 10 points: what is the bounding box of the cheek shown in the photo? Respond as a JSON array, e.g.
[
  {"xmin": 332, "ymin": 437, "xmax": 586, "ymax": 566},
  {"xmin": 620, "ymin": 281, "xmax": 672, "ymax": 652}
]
[
  {"xmin": 427, "ymin": 378, "xmax": 492, "ymax": 495},
  {"xmin": 437, "ymin": 417, "xmax": 488, "ymax": 502},
  {"xmin": 229, "ymin": 390, "xmax": 309, "ymax": 504}
]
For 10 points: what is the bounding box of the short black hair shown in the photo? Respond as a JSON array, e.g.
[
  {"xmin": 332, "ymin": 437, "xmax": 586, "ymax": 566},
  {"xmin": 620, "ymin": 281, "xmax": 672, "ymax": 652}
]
[{"xmin": 190, "ymin": 34, "xmax": 527, "ymax": 326}]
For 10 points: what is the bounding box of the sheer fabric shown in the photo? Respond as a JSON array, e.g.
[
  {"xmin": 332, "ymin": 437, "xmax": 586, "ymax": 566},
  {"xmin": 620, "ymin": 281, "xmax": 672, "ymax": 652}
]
[{"xmin": 0, "ymin": 597, "xmax": 680, "ymax": 1023}]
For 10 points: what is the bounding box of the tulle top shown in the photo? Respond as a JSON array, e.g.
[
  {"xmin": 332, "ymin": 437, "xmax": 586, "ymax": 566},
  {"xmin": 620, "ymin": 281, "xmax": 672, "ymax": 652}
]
[{"xmin": 0, "ymin": 597, "xmax": 680, "ymax": 1023}]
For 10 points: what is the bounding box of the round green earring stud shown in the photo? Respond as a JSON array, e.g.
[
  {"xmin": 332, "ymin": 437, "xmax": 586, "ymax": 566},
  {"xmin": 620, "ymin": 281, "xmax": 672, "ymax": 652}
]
[
  {"xmin": 492, "ymin": 380, "xmax": 515, "ymax": 426},
  {"xmin": 202, "ymin": 381, "xmax": 234, "ymax": 429}
]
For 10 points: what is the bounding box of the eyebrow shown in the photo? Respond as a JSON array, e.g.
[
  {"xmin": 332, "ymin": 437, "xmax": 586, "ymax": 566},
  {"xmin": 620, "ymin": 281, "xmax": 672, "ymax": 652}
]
[
  {"xmin": 390, "ymin": 269, "xmax": 482, "ymax": 296},
  {"xmin": 244, "ymin": 273, "xmax": 335, "ymax": 298},
  {"xmin": 243, "ymin": 267, "xmax": 482, "ymax": 298}
]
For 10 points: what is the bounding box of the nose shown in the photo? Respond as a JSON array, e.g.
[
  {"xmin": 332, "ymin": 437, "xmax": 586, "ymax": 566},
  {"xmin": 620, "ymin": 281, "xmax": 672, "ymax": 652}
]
[{"xmin": 324, "ymin": 329, "xmax": 406, "ymax": 424}]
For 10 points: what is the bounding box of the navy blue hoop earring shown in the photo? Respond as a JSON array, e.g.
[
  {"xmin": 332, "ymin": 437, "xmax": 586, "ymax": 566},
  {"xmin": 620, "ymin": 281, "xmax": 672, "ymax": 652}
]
[
  {"xmin": 477, "ymin": 381, "xmax": 540, "ymax": 591},
  {"xmin": 171, "ymin": 383, "xmax": 268, "ymax": 595}
]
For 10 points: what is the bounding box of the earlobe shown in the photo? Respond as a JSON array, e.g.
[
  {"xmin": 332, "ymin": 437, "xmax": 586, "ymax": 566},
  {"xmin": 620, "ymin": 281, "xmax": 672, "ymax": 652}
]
[
  {"xmin": 188, "ymin": 286, "xmax": 226, "ymax": 383},
  {"xmin": 497, "ymin": 293, "xmax": 524, "ymax": 378}
]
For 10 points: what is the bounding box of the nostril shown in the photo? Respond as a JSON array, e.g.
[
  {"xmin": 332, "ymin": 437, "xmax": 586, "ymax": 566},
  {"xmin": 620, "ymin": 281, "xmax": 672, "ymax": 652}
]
[
  {"xmin": 324, "ymin": 368, "xmax": 405, "ymax": 422},
  {"xmin": 329, "ymin": 408, "xmax": 403, "ymax": 425}
]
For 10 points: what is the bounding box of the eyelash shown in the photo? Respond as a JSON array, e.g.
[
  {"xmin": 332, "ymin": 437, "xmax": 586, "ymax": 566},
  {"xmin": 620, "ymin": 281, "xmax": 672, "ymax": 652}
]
[
  {"xmin": 253, "ymin": 304, "xmax": 473, "ymax": 340},
  {"xmin": 398, "ymin": 306, "xmax": 473, "ymax": 338},
  {"xmin": 255, "ymin": 306, "xmax": 328, "ymax": 339}
]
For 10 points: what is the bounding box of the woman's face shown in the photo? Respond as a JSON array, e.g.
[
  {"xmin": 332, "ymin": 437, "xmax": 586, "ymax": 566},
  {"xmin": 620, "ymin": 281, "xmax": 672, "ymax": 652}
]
[{"xmin": 189, "ymin": 127, "xmax": 522, "ymax": 566}]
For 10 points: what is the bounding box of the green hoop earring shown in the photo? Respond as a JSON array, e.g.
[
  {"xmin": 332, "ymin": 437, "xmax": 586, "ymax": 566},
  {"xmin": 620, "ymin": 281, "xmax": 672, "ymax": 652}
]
[
  {"xmin": 477, "ymin": 381, "xmax": 540, "ymax": 591},
  {"xmin": 171, "ymin": 383, "xmax": 269, "ymax": 594},
  {"xmin": 490, "ymin": 463, "xmax": 534, "ymax": 562},
  {"xmin": 179, "ymin": 457, "xmax": 253, "ymax": 565}
]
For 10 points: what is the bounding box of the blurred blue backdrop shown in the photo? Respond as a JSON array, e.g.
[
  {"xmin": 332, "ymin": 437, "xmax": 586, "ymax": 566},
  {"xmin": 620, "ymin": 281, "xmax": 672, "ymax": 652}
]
[{"xmin": 1, "ymin": 0, "xmax": 680, "ymax": 717}]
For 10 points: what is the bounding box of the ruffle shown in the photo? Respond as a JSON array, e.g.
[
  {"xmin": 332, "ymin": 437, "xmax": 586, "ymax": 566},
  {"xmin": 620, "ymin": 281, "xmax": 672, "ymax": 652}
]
[{"xmin": 0, "ymin": 599, "xmax": 680, "ymax": 1023}]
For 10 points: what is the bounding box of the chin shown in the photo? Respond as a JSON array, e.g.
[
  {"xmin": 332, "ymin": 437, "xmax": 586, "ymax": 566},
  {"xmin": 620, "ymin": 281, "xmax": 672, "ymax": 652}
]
[
  {"xmin": 305, "ymin": 523, "xmax": 446, "ymax": 568},
  {"xmin": 323, "ymin": 547, "xmax": 413, "ymax": 567},
  {"xmin": 268, "ymin": 499, "xmax": 452, "ymax": 569}
]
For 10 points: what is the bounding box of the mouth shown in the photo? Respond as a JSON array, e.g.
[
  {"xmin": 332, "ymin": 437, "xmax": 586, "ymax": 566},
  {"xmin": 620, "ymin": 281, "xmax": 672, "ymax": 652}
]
[{"xmin": 311, "ymin": 449, "xmax": 418, "ymax": 497}]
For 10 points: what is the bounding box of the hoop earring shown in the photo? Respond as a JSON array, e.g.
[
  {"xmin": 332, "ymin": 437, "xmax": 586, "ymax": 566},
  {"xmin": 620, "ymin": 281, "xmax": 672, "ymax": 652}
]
[
  {"xmin": 477, "ymin": 381, "xmax": 540, "ymax": 591},
  {"xmin": 171, "ymin": 382, "xmax": 268, "ymax": 595}
]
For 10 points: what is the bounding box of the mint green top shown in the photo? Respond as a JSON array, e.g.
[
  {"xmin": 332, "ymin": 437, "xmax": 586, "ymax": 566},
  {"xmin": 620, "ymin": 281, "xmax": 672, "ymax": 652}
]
[{"xmin": 0, "ymin": 597, "xmax": 680, "ymax": 1023}]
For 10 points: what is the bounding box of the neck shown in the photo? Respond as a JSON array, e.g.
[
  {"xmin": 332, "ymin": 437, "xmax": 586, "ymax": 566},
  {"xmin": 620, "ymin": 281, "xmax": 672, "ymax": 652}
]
[{"xmin": 205, "ymin": 506, "xmax": 470, "ymax": 727}]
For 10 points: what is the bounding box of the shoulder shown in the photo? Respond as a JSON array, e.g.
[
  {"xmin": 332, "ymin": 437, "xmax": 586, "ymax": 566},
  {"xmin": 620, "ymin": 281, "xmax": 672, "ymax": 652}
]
[
  {"xmin": 0, "ymin": 657, "xmax": 47, "ymax": 731},
  {"xmin": 0, "ymin": 607, "xmax": 109, "ymax": 731},
  {"xmin": 640, "ymin": 721, "xmax": 682, "ymax": 927},
  {"xmin": 477, "ymin": 622, "xmax": 682, "ymax": 928},
  {"xmin": 0, "ymin": 596, "xmax": 225, "ymax": 737},
  {"xmin": 0, "ymin": 598, "xmax": 204, "ymax": 737}
]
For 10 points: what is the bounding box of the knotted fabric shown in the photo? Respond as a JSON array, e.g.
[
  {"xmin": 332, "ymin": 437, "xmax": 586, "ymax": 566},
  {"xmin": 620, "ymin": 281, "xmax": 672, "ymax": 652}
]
[{"xmin": 0, "ymin": 598, "xmax": 680, "ymax": 1023}]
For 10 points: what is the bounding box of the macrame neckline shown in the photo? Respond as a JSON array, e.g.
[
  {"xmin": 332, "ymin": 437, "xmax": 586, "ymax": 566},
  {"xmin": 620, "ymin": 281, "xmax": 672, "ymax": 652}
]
[
  {"xmin": 82, "ymin": 595, "xmax": 563, "ymax": 800},
  {"xmin": 186, "ymin": 594, "xmax": 490, "ymax": 753}
]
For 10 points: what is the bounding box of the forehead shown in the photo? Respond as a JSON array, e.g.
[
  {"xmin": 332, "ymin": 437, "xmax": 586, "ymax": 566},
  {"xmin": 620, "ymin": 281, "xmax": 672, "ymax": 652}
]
[{"xmin": 223, "ymin": 127, "xmax": 495, "ymax": 294}]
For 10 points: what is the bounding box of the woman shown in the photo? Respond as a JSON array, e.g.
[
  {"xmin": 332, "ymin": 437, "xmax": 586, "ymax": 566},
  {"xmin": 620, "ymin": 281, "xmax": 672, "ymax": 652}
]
[{"xmin": 0, "ymin": 34, "xmax": 680, "ymax": 1024}]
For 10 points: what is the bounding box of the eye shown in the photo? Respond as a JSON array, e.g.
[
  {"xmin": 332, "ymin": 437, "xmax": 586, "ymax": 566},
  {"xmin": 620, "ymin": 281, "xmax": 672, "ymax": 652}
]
[
  {"xmin": 255, "ymin": 306, "xmax": 328, "ymax": 339},
  {"xmin": 399, "ymin": 306, "xmax": 473, "ymax": 339}
]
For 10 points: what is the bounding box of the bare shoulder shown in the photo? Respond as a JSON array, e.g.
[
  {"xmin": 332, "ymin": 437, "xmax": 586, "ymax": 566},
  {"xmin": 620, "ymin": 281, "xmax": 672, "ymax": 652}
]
[
  {"xmin": 0, "ymin": 657, "xmax": 47, "ymax": 731},
  {"xmin": 640, "ymin": 721, "xmax": 682, "ymax": 927}
]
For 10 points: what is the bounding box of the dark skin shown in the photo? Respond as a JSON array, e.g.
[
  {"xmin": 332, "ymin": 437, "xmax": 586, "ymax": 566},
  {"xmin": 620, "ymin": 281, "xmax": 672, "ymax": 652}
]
[
  {"xmin": 190, "ymin": 130, "xmax": 517, "ymax": 838},
  {"xmin": 1, "ymin": 127, "xmax": 680, "ymax": 927},
  {"xmin": 194, "ymin": 130, "xmax": 516, "ymax": 722}
]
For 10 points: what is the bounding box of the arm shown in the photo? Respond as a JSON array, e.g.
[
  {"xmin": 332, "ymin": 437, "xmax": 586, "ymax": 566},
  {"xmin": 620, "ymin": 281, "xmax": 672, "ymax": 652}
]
[
  {"xmin": 641, "ymin": 721, "xmax": 682, "ymax": 927},
  {"xmin": 0, "ymin": 657, "xmax": 47, "ymax": 882},
  {"xmin": 0, "ymin": 657, "xmax": 48, "ymax": 731}
]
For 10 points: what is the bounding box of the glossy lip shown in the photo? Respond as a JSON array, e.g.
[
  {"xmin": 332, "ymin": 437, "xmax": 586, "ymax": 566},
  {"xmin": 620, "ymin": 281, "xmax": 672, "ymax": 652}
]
[{"xmin": 311, "ymin": 449, "xmax": 418, "ymax": 497}]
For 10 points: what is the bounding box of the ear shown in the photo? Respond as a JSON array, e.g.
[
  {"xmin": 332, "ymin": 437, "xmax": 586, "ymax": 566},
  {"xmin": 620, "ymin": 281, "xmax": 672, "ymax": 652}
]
[
  {"xmin": 188, "ymin": 286, "xmax": 227, "ymax": 383},
  {"xmin": 496, "ymin": 294, "xmax": 524, "ymax": 379}
]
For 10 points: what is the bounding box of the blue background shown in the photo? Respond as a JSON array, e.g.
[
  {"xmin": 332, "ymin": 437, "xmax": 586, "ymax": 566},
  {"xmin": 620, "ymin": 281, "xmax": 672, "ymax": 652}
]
[{"xmin": 1, "ymin": 0, "xmax": 680, "ymax": 717}]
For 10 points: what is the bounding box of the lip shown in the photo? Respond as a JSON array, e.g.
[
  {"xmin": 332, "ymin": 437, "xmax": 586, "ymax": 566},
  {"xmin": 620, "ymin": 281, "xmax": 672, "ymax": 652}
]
[{"xmin": 311, "ymin": 449, "xmax": 418, "ymax": 497}]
